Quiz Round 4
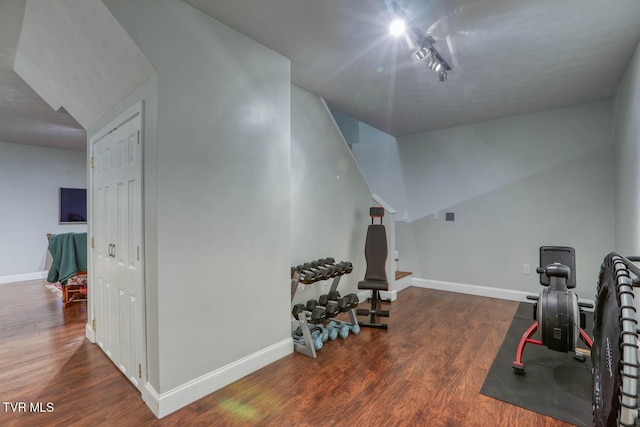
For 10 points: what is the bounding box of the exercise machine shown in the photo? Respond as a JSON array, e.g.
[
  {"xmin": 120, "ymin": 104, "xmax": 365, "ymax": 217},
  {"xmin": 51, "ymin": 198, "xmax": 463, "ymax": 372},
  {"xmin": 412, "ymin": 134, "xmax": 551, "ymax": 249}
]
[
  {"xmin": 356, "ymin": 206, "xmax": 390, "ymax": 329},
  {"xmin": 512, "ymin": 246, "xmax": 593, "ymax": 375},
  {"xmin": 592, "ymin": 253, "xmax": 640, "ymax": 427}
]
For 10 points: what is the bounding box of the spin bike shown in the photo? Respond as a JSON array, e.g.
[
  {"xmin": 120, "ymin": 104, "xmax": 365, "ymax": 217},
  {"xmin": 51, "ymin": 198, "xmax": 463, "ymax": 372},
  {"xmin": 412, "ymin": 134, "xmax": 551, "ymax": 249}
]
[{"xmin": 512, "ymin": 246, "xmax": 594, "ymax": 375}]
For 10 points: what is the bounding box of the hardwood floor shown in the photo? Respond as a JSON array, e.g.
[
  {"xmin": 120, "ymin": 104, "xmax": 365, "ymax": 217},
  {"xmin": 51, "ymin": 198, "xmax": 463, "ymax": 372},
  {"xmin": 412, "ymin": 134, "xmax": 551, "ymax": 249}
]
[{"xmin": 0, "ymin": 280, "xmax": 575, "ymax": 426}]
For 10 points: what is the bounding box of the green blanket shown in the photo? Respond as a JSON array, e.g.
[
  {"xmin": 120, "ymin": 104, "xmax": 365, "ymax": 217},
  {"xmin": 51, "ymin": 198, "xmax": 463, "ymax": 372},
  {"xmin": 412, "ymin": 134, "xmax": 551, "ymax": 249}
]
[{"xmin": 47, "ymin": 232, "xmax": 88, "ymax": 284}]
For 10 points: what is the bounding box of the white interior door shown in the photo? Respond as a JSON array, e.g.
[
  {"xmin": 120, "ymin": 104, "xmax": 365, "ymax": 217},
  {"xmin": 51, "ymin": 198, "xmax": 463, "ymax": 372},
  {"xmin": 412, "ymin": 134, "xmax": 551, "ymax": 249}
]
[{"xmin": 91, "ymin": 103, "xmax": 145, "ymax": 393}]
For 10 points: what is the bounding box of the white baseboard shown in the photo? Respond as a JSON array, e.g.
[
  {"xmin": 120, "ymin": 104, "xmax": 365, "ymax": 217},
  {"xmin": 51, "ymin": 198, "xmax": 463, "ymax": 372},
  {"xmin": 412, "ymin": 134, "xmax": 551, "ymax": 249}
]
[
  {"xmin": 411, "ymin": 277, "xmax": 595, "ymax": 310},
  {"xmin": 395, "ymin": 275, "xmax": 412, "ymax": 292},
  {"xmin": 0, "ymin": 271, "xmax": 48, "ymax": 284},
  {"xmin": 380, "ymin": 289, "xmax": 397, "ymax": 301},
  {"xmin": 85, "ymin": 322, "xmax": 96, "ymax": 343},
  {"xmin": 145, "ymin": 338, "xmax": 292, "ymax": 418}
]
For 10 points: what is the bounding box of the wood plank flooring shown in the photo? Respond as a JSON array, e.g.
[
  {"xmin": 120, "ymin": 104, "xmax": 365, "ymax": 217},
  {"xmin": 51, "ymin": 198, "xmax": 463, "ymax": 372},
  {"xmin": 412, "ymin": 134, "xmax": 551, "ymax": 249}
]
[{"xmin": 0, "ymin": 280, "xmax": 575, "ymax": 426}]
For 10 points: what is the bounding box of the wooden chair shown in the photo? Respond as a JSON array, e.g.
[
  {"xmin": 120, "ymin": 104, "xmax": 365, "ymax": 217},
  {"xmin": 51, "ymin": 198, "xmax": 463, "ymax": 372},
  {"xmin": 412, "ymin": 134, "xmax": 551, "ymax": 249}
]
[{"xmin": 47, "ymin": 233, "xmax": 88, "ymax": 307}]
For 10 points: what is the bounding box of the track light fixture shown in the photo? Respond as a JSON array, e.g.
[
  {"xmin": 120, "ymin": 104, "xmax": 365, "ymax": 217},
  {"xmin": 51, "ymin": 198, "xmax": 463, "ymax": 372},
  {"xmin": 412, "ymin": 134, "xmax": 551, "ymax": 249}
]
[
  {"xmin": 391, "ymin": 1, "xmax": 452, "ymax": 82},
  {"xmin": 427, "ymin": 55, "xmax": 437, "ymax": 70},
  {"xmin": 414, "ymin": 46, "xmax": 432, "ymax": 61}
]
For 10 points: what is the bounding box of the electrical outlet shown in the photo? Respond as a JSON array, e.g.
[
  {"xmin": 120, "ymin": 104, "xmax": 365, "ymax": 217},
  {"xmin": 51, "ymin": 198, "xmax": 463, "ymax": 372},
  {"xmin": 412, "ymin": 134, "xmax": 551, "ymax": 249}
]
[
  {"xmin": 523, "ymin": 264, "xmax": 531, "ymax": 275},
  {"xmin": 433, "ymin": 211, "xmax": 439, "ymax": 220},
  {"xmin": 402, "ymin": 211, "xmax": 409, "ymax": 220}
]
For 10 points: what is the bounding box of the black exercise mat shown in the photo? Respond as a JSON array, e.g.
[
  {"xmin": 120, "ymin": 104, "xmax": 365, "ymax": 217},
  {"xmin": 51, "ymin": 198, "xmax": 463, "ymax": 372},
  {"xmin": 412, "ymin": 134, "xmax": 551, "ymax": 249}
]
[{"xmin": 480, "ymin": 302, "xmax": 593, "ymax": 427}]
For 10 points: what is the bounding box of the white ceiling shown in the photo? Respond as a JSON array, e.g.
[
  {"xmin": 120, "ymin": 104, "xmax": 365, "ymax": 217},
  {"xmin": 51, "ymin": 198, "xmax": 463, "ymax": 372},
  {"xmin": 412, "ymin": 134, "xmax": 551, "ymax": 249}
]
[
  {"xmin": 14, "ymin": 0, "xmax": 155, "ymax": 131},
  {"xmin": 1, "ymin": 0, "xmax": 640, "ymax": 152},
  {"xmin": 185, "ymin": 0, "xmax": 640, "ymax": 137},
  {"xmin": 0, "ymin": 0, "xmax": 154, "ymax": 153},
  {"xmin": 0, "ymin": 0, "xmax": 85, "ymax": 151}
]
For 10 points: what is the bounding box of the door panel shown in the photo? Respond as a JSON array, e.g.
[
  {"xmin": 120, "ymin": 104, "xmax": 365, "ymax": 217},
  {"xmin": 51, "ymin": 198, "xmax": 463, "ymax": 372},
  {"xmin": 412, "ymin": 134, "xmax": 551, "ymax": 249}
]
[{"xmin": 91, "ymin": 108, "xmax": 144, "ymax": 393}]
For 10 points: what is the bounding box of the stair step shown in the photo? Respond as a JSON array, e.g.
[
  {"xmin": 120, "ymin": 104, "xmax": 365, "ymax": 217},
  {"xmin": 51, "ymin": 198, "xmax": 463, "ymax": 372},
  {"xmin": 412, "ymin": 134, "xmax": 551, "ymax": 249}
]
[{"xmin": 395, "ymin": 271, "xmax": 412, "ymax": 280}]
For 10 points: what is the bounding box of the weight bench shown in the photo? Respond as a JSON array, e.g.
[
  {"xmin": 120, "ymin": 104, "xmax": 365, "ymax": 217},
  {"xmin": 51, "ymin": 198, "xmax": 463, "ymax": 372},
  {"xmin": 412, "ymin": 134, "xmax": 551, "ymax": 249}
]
[{"xmin": 356, "ymin": 207, "xmax": 389, "ymax": 329}]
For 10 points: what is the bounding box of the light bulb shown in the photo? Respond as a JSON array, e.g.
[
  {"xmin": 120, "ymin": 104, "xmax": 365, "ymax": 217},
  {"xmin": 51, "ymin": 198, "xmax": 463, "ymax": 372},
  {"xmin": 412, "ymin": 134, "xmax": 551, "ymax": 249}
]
[{"xmin": 389, "ymin": 19, "xmax": 406, "ymax": 37}]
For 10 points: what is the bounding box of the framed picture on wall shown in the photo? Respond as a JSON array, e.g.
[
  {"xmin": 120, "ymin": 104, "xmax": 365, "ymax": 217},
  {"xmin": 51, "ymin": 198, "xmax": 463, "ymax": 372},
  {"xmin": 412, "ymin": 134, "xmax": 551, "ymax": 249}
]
[{"xmin": 59, "ymin": 187, "xmax": 87, "ymax": 224}]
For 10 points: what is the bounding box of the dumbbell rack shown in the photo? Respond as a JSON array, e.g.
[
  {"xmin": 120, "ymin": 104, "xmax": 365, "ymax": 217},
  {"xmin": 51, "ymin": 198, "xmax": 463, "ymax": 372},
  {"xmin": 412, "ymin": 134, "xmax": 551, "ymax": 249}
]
[{"xmin": 290, "ymin": 259, "xmax": 360, "ymax": 358}]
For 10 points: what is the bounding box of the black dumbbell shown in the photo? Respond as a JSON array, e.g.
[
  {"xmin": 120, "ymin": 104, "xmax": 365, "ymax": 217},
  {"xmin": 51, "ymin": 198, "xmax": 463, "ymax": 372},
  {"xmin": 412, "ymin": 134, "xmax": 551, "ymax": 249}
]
[
  {"xmin": 318, "ymin": 257, "xmax": 336, "ymax": 268},
  {"xmin": 305, "ymin": 299, "xmax": 331, "ymax": 320},
  {"xmin": 327, "ymin": 263, "xmax": 346, "ymax": 278},
  {"xmin": 325, "ymin": 291, "xmax": 351, "ymax": 313},
  {"xmin": 317, "ymin": 261, "xmax": 333, "ymax": 270},
  {"xmin": 300, "ymin": 271, "xmax": 318, "ymax": 284},
  {"xmin": 319, "ymin": 266, "xmax": 334, "ymax": 279},
  {"xmin": 344, "ymin": 293, "xmax": 359, "ymax": 309},
  {"xmin": 291, "ymin": 265, "xmax": 318, "ymax": 284},
  {"xmin": 292, "ymin": 303, "xmax": 305, "ymax": 319},
  {"xmin": 326, "ymin": 292, "xmax": 358, "ymax": 309},
  {"xmin": 338, "ymin": 261, "xmax": 353, "ymax": 274},
  {"xmin": 303, "ymin": 263, "xmax": 331, "ymax": 281},
  {"xmin": 314, "ymin": 296, "xmax": 339, "ymax": 319},
  {"xmin": 307, "ymin": 299, "xmax": 333, "ymax": 323},
  {"xmin": 311, "ymin": 258, "xmax": 327, "ymax": 268},
  {"xmin": 300, "ymin": 266, "xmax": 324, "ymax": 283},
  {"xmin": 325, "ymin": 262, "xmax": 347, "ymax": 278},
  {"xmin": 319, "ymin": 293, "xmax": 348, "ymax": 313},
  {"xmin": 292, "ymin": 302, "xmax": 325, "ymax": 324},
  {"xmin": 331, "ymin": 263, "xmax": 346, "ymax": 276}
]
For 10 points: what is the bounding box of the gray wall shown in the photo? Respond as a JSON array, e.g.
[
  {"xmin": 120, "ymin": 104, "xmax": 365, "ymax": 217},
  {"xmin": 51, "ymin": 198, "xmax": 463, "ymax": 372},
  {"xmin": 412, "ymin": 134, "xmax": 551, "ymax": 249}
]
[
  {"xmin": 396, "ymin": 100, "xmax": 615, "ymax": 297},
  {"xmin": 0, "ymin": 141, "xmax": 86, "ymax": 279},
  {"xmin": 351, "ymin": 122, "xmax": 410, "ymax": 220},
  {"xmin": 329, "ymin": 107, "xmax": 359, "ymax": 147},
  {"xmin": 613, "ymin": 41, "xmax": 640, "ymax": 255},
  {"xmin": 291, "ymin": 86, "xmax": 372, "ymax": 303},
  {"xmin": 104, "ymin": 0, "xmax": 291, "ymax": 394}
]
